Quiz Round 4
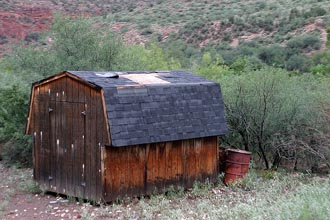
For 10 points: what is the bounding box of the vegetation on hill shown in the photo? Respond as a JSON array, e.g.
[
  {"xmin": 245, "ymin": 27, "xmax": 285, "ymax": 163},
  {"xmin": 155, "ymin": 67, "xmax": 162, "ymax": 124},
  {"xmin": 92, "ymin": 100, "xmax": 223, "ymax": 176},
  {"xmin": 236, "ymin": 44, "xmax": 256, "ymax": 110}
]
[{"xmin": 1, "ymin": 0, "xmax": 330, "ymax": 70}]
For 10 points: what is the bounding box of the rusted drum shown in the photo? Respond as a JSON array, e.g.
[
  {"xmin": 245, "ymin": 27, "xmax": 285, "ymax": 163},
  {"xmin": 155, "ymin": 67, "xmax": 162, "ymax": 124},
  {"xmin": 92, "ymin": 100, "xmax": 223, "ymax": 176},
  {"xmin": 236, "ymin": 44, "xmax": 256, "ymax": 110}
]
[{"xmin": 224, "ymin": 149, "xmax": 251, "ymax": 184}]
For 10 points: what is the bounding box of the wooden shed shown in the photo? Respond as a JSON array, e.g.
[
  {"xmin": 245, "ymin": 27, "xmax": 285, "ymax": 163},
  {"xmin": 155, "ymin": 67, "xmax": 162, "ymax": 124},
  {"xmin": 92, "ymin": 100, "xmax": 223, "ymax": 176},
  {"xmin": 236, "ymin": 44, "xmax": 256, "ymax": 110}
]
[{"xmin": 26, "ymin": 70, "xmax": 227, "ymax": 202}]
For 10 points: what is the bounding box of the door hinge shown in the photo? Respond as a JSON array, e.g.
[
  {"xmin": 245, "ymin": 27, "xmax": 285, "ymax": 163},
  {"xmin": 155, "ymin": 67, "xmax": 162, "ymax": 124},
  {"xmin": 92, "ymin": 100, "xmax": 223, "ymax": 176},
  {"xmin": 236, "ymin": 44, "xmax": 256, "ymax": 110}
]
[
  {"xmin": 49, "ymin": 108, "xmax": 53, "ymax": 113},
  {"xmin": 81, "ymin": 111, "xmax": 86, "ymax": 116}
]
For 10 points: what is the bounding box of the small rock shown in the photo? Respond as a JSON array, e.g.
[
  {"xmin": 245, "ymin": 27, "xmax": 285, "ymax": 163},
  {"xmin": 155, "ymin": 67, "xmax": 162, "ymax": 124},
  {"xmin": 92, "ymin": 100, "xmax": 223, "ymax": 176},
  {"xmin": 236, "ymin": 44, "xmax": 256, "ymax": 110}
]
[{"xmin": 49, "ymin": 200, "xmax": 57, "ymax": 204}]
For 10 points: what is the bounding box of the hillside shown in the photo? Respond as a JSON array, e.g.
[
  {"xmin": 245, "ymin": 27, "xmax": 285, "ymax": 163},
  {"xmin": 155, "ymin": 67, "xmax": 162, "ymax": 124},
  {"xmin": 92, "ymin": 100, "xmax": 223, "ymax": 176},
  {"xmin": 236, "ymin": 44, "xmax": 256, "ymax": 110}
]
[{"xmin": 1, "ymin": 0, "xmax": 330, "ymax": 49}]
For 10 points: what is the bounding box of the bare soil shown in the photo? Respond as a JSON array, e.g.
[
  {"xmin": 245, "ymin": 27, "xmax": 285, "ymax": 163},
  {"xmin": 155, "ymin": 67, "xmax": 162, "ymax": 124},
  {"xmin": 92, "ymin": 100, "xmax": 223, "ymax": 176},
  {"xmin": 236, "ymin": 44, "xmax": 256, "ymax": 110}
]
[{"xmin": 0, "ymin": 162, "xmax": 93, "ymax": 220}]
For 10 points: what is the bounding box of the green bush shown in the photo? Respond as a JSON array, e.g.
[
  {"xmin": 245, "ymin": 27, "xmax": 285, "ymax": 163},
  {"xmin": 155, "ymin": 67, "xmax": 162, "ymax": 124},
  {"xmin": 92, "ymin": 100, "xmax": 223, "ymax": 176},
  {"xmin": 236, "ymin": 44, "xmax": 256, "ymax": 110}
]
[
  {"xmin": 0, "ymin": 86, "xmax": 29, "ymax": 142},
  {"xmin": 304, "ymin": 6, "xmax": 327, "ymax": 18},
  {"xmin": 2, "ymin": 135, "xmax": 32, "ymax": 167},
  {"xmin": 285, "ymin": 54, "xmax": 311, "ymax": 72},
  {"xmin": 24, "ymin": 32, "xmax": 40, "ymax": 43},
  {"xmin": 218, "ymin": 67, "xmax": 330, "ymax": 169},
  {"xmin": 258, "ymin": 45, "xmax": 286, "ymax": 67},
  {"xmin": 287, "ymin": 35, "xmax": 322, "ymax": 52},
  {"xmin": 0, "ymin": 85, "xmax": 32, "ymax": 167}
]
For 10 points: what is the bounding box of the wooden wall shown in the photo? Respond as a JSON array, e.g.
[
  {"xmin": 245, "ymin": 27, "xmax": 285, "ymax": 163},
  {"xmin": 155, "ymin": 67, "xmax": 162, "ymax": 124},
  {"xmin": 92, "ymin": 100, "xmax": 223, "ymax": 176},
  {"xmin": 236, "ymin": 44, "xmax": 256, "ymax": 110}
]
[
  {"xmin": 28, "ymin": 75, "xmax": 108, "ymax": 202},
  {"xmin": 103, "ymin": 136, "xmax": 219, "ymax": 201}
]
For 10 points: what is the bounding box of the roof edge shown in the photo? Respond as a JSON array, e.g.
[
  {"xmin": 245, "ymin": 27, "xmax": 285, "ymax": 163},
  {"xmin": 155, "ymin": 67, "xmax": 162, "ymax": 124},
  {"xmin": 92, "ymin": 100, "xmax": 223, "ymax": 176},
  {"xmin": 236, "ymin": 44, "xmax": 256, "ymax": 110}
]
[{"xmin": 32, "ymin": 71, "xmax": 102, "ymax": 90}]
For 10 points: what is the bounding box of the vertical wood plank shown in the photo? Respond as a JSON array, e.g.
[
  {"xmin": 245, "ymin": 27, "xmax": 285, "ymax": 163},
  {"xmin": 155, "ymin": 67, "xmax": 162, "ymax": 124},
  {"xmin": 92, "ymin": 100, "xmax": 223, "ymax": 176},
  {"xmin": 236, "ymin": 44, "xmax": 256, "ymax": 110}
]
[
  {"xmin": 64, "ymin": 102, "xmax": 73, "ymax": 196},
  {"xmin": 72, "ymin": 102, "xmax": 85, "ymax": 198},
  {"xmin": 89, "ymin": 90, "xmax": 97, "ymax": 201},
  {"xmin": 214, "ymin": 137, "xmax": 219, "ymax": 181},
  {"xmin": 172, "ymin": 140, "xmax": 183, "ymax": 186},
  {"xmin": 84, "ymin": 86, "xmax": 91, "ymax": 200},
  {"xmin": 126, "ymin": 147, "xmax": 133, "ymax": 197},
  {"xmin": 203, "ymin": 137, "xmax": 216, "ymax": 179},
  {"xmin": 134, "ymin": 145, "xmax": 146, "ymax": 196},
  {"xmin": 168, "ymin": 141, "xmax": 177, "ymax": 185},
  {"xmin": 183, "ymin": 139, "xmax": 195, "ymax": 187},
  {"xmin": 195, "ymin": 138, "xmax": 202, "ymax": 181},
  {"xmin": 157, "ymin": 143, "xmax": 166, "ymax": 191},
  {"xmin": 165, "ymin": 142, "xmax": 171, "ymax": 185},
  {"xmin": 49, "ymin": 100, "xmax": 56, "ymax": 191},
  {"xmin": 32, "ymin": 87, "xmax": 40, "ymax": 183},
  {"xmin": 146, "ymin": 143, "xmax": 156, "ymax": 194},
  {"xmin": 95, "ymin": 93, "xmax": 103, "ymax": 201},
  {"xmin": 200, "ymin": 138, "xmax": 207, "ymax": 179},
  {"xmin": 69, "ymin": 77, "xmax": 77, "ymax": 103},
  {"xmin": 55, "ymin": 99, "xmax": 62, "ymax": 194},
  {"xmin": 39, "ymin": 85, "xmax": 51, "ymax": 189}
]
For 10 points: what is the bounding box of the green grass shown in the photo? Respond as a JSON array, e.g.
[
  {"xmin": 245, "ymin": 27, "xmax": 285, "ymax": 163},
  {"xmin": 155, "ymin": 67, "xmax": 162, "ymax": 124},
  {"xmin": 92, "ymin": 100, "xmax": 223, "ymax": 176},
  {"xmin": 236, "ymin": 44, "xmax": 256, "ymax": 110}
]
[{"xmin": 96, "ymin": 171, "xmax": 330, "ymax": 220}]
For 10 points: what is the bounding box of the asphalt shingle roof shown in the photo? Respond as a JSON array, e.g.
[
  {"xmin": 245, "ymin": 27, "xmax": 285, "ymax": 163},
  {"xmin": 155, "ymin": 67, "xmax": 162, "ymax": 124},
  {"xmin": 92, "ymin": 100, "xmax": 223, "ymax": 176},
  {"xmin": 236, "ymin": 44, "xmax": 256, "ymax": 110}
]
[{"xmin": 69, "ymin": 70, "xmax": 227, "ymax": 147}]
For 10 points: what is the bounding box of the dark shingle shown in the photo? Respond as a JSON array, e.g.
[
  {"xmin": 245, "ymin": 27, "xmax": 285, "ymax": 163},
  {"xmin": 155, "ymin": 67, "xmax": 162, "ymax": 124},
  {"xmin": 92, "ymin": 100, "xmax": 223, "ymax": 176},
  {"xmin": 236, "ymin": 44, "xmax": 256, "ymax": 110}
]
[{"xmin": 68, "ymin": 70, "xmax": 228, "ymax": 147}]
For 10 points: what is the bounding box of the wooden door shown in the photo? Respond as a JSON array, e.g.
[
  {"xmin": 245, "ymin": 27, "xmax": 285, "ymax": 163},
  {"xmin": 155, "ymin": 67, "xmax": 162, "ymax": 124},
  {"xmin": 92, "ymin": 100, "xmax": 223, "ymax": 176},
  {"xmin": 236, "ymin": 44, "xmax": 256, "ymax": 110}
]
[{"xmin": 49, "ymin": 101, "xmax": 86, "ymax": 198}]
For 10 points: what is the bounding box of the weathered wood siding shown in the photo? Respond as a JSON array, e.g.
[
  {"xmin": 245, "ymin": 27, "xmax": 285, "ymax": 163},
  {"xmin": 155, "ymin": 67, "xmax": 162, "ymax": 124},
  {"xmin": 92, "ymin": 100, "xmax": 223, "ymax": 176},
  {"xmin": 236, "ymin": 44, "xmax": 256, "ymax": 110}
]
[
  {"xmin": 103, "ymin": 136, "xmax": 218, "ymax": 201},
  {"xmin": 28, "ymin": 75, "xmax": 108, "ymax": 201}
]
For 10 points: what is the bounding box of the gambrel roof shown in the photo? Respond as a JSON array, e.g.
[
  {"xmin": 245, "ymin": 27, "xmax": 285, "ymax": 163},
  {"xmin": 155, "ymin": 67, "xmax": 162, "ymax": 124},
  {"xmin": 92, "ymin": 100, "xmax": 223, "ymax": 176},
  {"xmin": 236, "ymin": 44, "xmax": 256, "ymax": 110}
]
[{"xmin": 41, "ymin": 70, "xmax": 228, "ymax": 146}]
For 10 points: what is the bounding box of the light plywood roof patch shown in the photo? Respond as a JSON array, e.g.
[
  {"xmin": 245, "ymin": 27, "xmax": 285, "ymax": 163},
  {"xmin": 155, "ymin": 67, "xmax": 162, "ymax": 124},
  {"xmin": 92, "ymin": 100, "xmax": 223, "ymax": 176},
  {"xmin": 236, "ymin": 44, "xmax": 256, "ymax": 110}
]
[{"xmin": 120, "ymin": 73, "xmax": 170, "ymax": 85}]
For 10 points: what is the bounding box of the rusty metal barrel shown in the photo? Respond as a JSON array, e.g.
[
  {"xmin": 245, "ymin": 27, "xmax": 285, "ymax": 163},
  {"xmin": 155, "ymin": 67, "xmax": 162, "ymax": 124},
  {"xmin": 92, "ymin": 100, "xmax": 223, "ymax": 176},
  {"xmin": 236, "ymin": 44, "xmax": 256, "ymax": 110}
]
[{"xmin": 224, "ymin": 149, "xmax": 251, "ymax": 184}]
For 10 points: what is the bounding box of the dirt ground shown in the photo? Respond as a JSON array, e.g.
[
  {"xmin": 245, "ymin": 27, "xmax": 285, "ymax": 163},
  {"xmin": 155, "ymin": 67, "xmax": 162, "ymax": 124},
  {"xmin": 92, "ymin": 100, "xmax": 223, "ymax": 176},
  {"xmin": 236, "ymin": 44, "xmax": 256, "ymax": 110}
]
[{"xmin": 0, "ymin": 162, "xmax": 102, "ymax": 220}]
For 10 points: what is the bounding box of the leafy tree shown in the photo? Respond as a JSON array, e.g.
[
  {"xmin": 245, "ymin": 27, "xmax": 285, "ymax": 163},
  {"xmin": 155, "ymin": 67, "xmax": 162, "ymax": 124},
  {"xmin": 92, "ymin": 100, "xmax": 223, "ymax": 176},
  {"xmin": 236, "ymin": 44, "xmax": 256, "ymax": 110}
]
[
  {"xmin": 9, "ymin": 45, "xmax": 57, "ymax": 79},
  {"xmin": 51, "ymin": 15, "xmax": 123, "ymax": 71},
  {"xmin": 219, "ymin": 67, "xmax": 329, "ymax": 169},
  {"xmin": 114, "ymin": 43, "xmax": 181, "ymax": 71},
  {"xmin": 193, "ymin": 52, "xmax": 231, "ymax": 80}
]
